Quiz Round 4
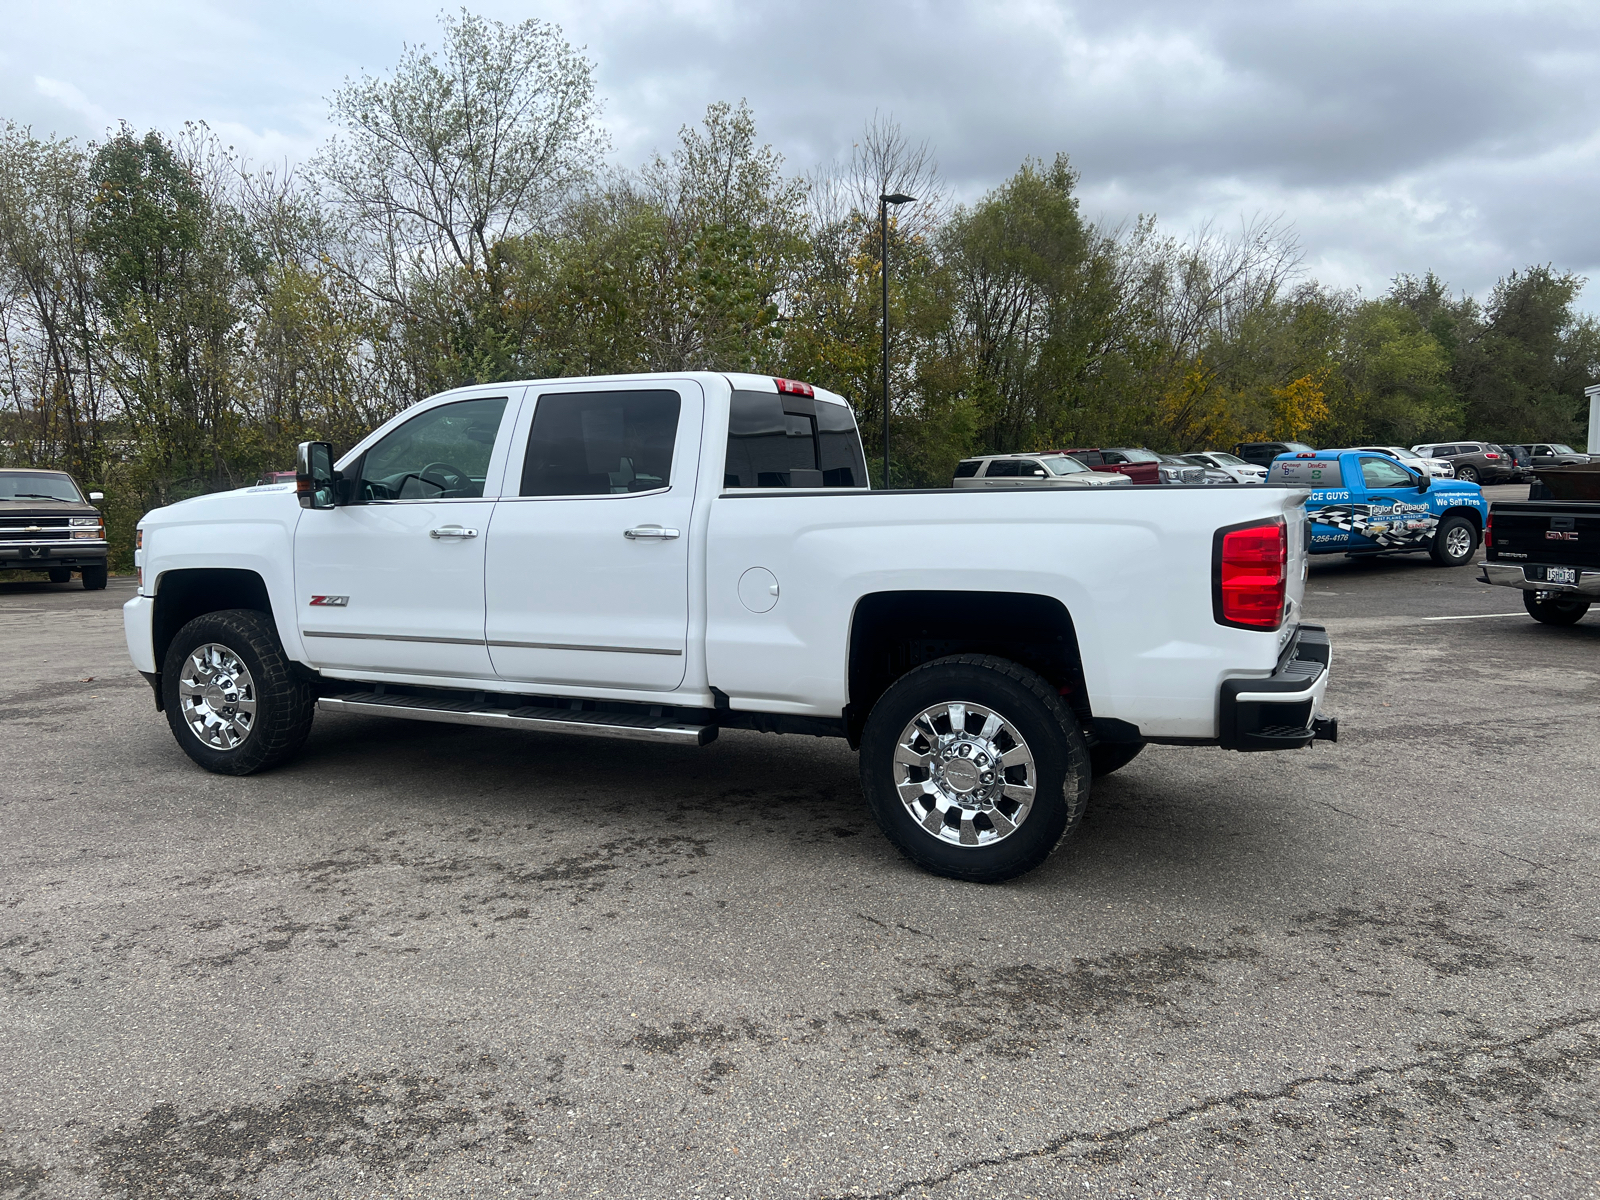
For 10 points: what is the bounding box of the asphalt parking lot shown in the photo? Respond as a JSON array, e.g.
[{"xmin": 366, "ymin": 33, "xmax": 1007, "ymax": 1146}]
[{"xmin": 3, "ymin": 497, "xmax": 1598, "ymax": 1199}]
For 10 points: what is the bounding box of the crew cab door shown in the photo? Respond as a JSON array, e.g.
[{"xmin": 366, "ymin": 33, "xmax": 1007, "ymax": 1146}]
[
  {"xmin": 484, "ymin": 382, "xmax": 703, "ymax": 691},
  {"xmin": 293, "ymin": 392, "xmax": 517, "ymax": 679}
]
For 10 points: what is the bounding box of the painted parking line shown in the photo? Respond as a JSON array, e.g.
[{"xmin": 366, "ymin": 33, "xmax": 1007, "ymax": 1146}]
[{"xmin": 1422, "ymin": 612, "xmax": 1528, "ymax": 621}]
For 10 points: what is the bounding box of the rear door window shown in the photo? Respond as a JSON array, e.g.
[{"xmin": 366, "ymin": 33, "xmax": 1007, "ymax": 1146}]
[
  {"xmin": 520, "ymin": 390, "xmax": 681, "ymax": 496},
  {"xmin": 953, "ymin": 460, "xmax": 982, "ymax": 478},
  {"xmin": 723, "ymin": 391, "xmax": 867, "ymax": 488},
  {"xmin": 984, "ymin": 459, "xmax": 1022, "ymax": 477}
]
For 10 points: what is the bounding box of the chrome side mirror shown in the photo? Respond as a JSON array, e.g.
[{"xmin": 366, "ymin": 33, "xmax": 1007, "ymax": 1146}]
[
  {"xmin": 88, "ymin": 491, "xmax": 104, "ymax": 501},
  {"xmin": 296, "ymin": 441, "xmax": 336, "ymax": 509}
]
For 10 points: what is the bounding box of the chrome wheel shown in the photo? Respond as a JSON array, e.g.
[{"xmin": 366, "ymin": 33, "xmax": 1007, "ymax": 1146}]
[
  {"xmin": 177, "ymin": 642, "xmax": 258, "ymax": 750},
  {"xmin": 893, "ymin": 701, "xmax": 1035, "ymax": 847},
  {"xmin": 1444, "ymin": 524, "xmax": 1473, "ymax": 560}
]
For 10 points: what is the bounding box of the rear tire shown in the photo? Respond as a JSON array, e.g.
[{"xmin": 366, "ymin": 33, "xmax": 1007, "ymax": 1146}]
[
  {"xmin": 48, "ymin": 567, "xmax": 71, "ymax": 584},
  {"xmin": 161, "ymin": 609, "xmax": 316, "ymax": 775},
  {"xmin": 81, "ymin": 564, "xmax": 107, "ymax": 589},
  {"xmin": 1429, "ymin": 515, "xmax": 1477, "ymax": 566},
  {"xmin": 1089, "ymin": 741, "xmax": 1145, "ymax": 778},
  {"xmin": 1456, "ymin": 465, "xmax": 1479, "ymax": 483},
  {"xmin": 859, "ymin": 654, "xmax": 1089, "ymax": 883},
  {"xmin": 1523, "ymin": 590, "xmax": 1589, "ymax": 626}
]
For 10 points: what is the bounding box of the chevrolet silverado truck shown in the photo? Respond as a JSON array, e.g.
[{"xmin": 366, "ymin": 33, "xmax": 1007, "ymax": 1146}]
[
  {"xmin": 125, "ymin": 373, "xmax": 1336, "ymax": 882},
  {"xmin": 1267, "ymin": 449, "xmax": 1485, "ymax": 566},
  {"xmin": 1, "ymin": 468, "xmax": 109, "ymax": 588}
]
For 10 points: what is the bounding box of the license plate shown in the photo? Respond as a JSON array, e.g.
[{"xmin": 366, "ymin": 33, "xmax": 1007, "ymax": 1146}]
[{"xmin": 1545, "ymin": 566, "xmax": 1578, "ymax": 585}]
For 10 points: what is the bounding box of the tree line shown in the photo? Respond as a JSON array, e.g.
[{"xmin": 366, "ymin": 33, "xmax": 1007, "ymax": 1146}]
[{"xmin": 3, "ymin": 10, "xmax": 1596, "ymax": 568}]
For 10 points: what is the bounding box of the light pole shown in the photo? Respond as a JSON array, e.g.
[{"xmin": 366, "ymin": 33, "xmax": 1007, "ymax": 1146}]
[{"xmin": 879, "ymin": 192, "xmax": 915, "ymax": 489}]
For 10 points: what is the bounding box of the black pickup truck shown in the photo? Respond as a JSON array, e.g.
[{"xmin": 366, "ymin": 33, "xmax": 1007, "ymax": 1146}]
[
  {"xmin": 1480, "ymin": 464, "xmax": 1600, "ymax": 625},
  {"xmin": 0, "ymin": 469, "xmax": 109, "ymax": 588}
]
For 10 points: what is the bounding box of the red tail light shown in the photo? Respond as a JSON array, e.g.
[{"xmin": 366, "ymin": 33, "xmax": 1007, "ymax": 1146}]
[
  {"xmin": 1484, "ymin": 452, "xmax": 1500, "ymax": 460},
  {"xmin": 1484, "ymin": 512, "xmax": 1492, "ymax": 549},
  {"xmin": 774, "ymin": 378, "xmax": 814, "ymax": 397},
  {"xmin": 1214, "ymin": 519, "xmax": 1287, "ymax": 629}
]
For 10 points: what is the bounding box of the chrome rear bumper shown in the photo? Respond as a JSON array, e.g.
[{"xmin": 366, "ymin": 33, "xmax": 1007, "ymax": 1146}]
[{"xmin": 1480, "ymin": 562, "xmax": 1600, "ymax": 597}]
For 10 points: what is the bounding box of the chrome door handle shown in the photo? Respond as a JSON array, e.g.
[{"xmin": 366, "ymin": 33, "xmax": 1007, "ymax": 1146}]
[
  {"xmin": 429, "ymin": 526, "xmax": 478, "ymax": 539},
  {"xmin": 623, "ymin": 526, "xmax": 680, "ymax": 540}
]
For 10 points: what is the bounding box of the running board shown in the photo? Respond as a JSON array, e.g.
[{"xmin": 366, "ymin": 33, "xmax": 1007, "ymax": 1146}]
[{"xmin": 318, "ymin": 691, "xmax": 717, "ymax": 746}]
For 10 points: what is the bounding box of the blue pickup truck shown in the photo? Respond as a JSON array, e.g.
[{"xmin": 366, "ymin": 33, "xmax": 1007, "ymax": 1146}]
[{"xmin": 1268, "ymin": 449, "xmax": 1487, "ymax": 567}]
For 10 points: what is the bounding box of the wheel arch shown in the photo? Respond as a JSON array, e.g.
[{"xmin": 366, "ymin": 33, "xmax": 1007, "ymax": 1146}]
[
  {"xmin": 152, "ymin": 568, "xmax": 277, "ymax": 674},
  {"xmin": 846, "ymin": 590, "xmax": 1090, "ymax": 745},
  {"xmin": 1439, "ymin": 504, "xmax": 1483, "ymax": 530}
]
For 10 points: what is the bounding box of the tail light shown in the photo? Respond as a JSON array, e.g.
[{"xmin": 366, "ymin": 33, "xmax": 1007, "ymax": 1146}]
[
  {"xmin": 1484, "ymin": 452, "xmax": 1501, "ymax": 460},
  {"xmin": 1214, "ymin": 519, "xmax": 1287, "ymax": 630},
  {"xmin": 774, "ymin": 378, "xmax": 814, "ymax": 397},
  {"xmin": 1484, "ymin": 512, "xmax": 1492, "ymax": 549}
]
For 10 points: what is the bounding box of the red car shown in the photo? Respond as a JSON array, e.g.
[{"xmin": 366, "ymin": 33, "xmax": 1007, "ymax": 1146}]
[{"xmin": 1055, "ymin": 448, "xmax": 1163, "ymax": 486}]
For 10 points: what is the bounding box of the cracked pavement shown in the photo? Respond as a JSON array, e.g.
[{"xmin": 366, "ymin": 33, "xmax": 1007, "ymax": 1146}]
[{"xmin": 3, "ymin": 515, "xmax": 1598, "ymax": 1198}]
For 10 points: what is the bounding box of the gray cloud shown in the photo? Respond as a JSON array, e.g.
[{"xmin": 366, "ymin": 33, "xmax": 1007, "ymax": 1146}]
[{"xmin": 3, "ymin": 0, "xmax": 1596, "ymax": 308}]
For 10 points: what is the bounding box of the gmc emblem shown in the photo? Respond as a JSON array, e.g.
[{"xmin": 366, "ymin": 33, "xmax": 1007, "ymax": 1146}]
[{"xmin": 1545, "ymin": 531, "xmax": 1579, "ymax": 541}]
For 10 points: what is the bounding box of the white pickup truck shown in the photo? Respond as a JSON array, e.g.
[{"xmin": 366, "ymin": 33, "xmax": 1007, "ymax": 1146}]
[{"xmin": 125, "ymin": 372, "xmax": 1335, "ymax": 881}]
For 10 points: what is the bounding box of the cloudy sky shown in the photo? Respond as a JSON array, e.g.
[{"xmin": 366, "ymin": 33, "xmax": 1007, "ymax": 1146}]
[{"xmin": 3, "ymin": 0, "xmax": 1597, "ymax": 310}]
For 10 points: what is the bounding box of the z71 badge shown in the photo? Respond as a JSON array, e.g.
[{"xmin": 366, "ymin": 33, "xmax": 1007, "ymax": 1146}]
[{"xmin": 309, "ymin": 595, "xmax": 349, "ymax": 607}]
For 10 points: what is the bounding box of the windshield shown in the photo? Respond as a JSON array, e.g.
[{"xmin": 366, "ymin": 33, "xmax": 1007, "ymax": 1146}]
[
  {"xmin": 0, "ymin": 471, "xmax": 84, "ymax": 502},
  {"xmin": 1385, "ymin": 446, "xmax": 1422, "ymax": 460},
  {"xmin": 1206, "ymin": 452, "xmax": 1247, "ymax": 466},
  {"xmin": 1043, "ymin": 456, "xmax": 1090, "ymax": 475},
  {"xmin": 1552, "ymin": 444, "xmax": 1577, "ymax": 454},
  {"xmin": 1116, "ymin": 448, "xmax": 1161, "ymax": 463},
  {"xmin": 1285, "ymin": 442, "xmax": 1315, "ymax": 453}
]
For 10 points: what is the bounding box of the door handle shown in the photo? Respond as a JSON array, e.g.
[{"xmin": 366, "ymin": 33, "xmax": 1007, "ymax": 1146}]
[
  {"xmin": 623, "ymin": 526, "xmax": 680, "ymax": 540},
  {"xmin": 429, "ymin": 526, "xmax": 479, "ymax": 539}
]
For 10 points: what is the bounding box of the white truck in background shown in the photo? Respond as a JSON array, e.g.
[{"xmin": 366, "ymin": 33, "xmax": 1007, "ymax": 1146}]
[{"xmin": 125, "ymin": 372, "xmax": 1335, "ymax": 882}]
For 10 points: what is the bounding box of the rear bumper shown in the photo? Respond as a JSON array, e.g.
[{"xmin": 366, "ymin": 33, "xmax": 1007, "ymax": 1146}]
[
  {"xmin": 1218, "ymin": 624, "xmax": 1337, "ymax": 752},
  {"xmin": 1480, "ymin": 562, "xmax": 1600, "ymax": 597}
]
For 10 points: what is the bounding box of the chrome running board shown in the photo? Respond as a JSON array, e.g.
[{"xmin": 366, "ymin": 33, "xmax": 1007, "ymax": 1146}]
[{"xmin": 319, "ymin": 691, "xmax": 717, "ymax": 746}]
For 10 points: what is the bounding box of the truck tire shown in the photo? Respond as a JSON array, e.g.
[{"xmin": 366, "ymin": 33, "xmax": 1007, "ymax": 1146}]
[
  {"xmin": 1523, "ymin": 590, "xmax": 1589, "ymax": 626},
  {"xmin": 82, "ymin": 564, "xmax": 108, "ymax": 589},
  {"xmin": 1089, "ymin": 741, "xmax": 1145, "ymax": 778},
  {"xmin": 859, "ymin": 654, "xmax": 1090, "ymax": 883},
  {"xmin": 1429, "ymin": 515, "xmax": 1477, "ymax": 566},
  {"xmin": 161, "ymin": 609, "xmax": 315, "ymax": 775},
  {"xmin": 48, "ymin": 567, "xmax": 71, "ymax": 583}
]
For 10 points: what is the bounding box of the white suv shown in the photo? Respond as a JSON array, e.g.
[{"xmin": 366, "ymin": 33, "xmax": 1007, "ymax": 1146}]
[{"xmin": 953, "ymin": 454, "xmax": 1132, "ymax": 488}]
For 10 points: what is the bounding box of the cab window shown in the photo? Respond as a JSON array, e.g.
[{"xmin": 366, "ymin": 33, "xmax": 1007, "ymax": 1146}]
[
  {"xmin": 356, "ymin": 397, "xmax": 507, "ymax": 501},
  {"xmin": 723, "ymin": 391, "xmax": 867, "ymax": 488},
  {"xmin": 1360, "ymin": 456, "xmax": 1416, "ymax": 488},
  {"xmin": 1267, "ymin": 458, "xmax": 1343, "ymax": 486},
  {"xmin": 521, "ymin": 390, "xmax": 680, "ymax": 496}
]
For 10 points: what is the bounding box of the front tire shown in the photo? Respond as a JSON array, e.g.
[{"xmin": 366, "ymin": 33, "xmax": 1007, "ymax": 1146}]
[
  {"xmin": 1429, "ymin": 515, "xmax": 1478, "ymax": 566},
  {"xmin": 81, "ymin": 564, "xmax": 107, "ymax": 589},
  {"xmin": 161, "ymin": 609, "xmax": 315, "ymax": 775},
  {"xmin": 1523, "ymin": 590, "xmax": 1589, "ymax": 626},
  {"xmin": 859, "ymin": 655, "xmax": 1090, "ymax": 883}
]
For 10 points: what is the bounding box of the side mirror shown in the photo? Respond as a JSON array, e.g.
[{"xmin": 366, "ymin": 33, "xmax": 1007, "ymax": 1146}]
[
  {"xmin": 296, "ymin": 441, "xmax": 336, "ymax": 509},
  {"xmin": 1416, "ymin": 471, "xmax": 1430, "ymax": 493},
  {"xmin": 88, "ymin": 491, "xmax": 104, "ymax": 501}
]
